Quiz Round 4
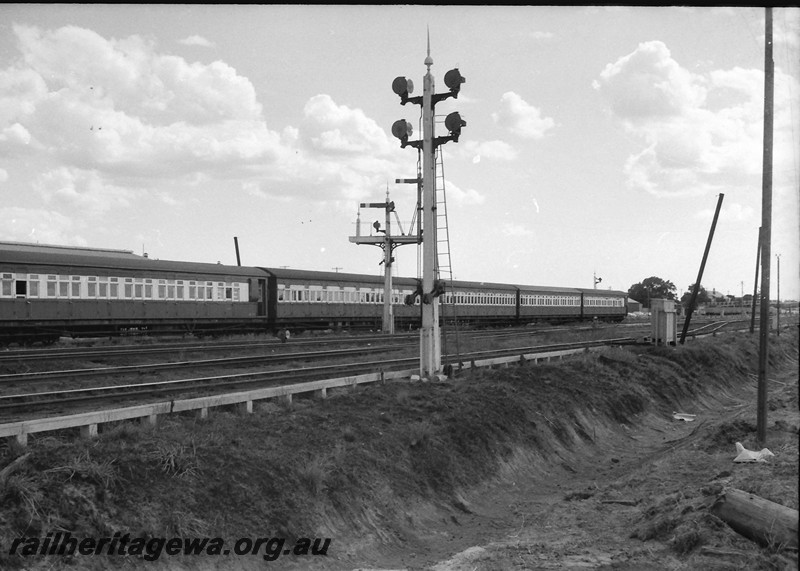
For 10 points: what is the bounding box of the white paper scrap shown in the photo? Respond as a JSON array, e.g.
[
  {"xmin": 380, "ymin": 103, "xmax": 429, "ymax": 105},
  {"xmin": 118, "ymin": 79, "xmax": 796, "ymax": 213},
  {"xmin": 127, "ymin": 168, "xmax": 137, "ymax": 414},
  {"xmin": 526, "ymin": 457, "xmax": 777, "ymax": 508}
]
[{"xmin": 733, "ymin": 442, "xmax": 775, "ymax": 463}]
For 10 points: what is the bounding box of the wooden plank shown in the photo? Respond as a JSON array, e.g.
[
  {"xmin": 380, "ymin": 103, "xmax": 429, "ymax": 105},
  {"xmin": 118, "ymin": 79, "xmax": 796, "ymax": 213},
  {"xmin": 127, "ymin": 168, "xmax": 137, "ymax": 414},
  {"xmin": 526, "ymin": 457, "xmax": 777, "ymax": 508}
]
[{"xmin": 0, "ymin": 402, "xmax": 171, "ymax": 438}]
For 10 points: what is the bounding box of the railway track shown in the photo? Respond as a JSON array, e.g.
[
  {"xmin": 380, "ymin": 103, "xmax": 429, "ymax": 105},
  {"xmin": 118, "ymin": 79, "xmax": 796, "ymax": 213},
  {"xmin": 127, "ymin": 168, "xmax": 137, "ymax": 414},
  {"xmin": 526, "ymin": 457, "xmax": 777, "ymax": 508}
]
[
  {"xmin": 0, "ymin": 318, "xmax": 707, "ymax": 364},
  {"xmin": 0, "ymin": 332, "xmax": 418, "ymax": 363},
  {"xmin": 0, "ymin": 337, "xmax": 636, "ymax": 415},
  {"xmin": 0, "ymin": 344, "xmax": 410, "ymax": 385},
  {"xmin": 0, "ymin": 320, "xmax": 759, "ymax": 420},
  {"xmin": 0, "ymin": 357, "xmax": 419, "ymax": 413}
]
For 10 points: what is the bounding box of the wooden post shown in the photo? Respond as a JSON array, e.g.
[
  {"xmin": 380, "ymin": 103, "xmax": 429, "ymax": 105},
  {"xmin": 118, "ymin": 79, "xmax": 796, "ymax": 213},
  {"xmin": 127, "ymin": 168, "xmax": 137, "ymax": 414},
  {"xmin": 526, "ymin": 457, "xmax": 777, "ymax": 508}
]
[
  {"xmin": 757, "ymin": 7, "xmax": 774, "ymax": 446},
  {"xmin": 710, "ymin": 488, "xmax": 798, "ymax": 550},
  {"xmin": 680, "ymin": 193, "xmax": 724, "ymax": 344},
  {"xmin": 80, "ymin": 424, "xmax": 98, "ymax": 439}
]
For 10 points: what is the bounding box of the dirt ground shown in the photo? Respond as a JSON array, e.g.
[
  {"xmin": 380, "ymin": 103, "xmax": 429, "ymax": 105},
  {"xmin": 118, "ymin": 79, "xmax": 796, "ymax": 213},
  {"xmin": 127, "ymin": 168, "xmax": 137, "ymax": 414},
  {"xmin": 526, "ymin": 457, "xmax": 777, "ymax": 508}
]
[
  {"xmin": 380, "ymin": 367, "xmax": 798, "ymax": 571},
  {"xmin": 1, "ymin": 329, "xmax": 798, "ymax": 571},
  {"xmin": 347, "ymin": 336, "xmax": 799, "ymax": 571}
]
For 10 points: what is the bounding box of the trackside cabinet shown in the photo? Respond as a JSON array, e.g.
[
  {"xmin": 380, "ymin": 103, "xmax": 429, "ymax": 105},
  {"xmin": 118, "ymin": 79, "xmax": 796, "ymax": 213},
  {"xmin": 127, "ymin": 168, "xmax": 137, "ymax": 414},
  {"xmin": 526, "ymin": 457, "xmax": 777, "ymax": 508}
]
[{"xmin": 650, "ymin": 298, "xmax": 677, "ymax": 345}]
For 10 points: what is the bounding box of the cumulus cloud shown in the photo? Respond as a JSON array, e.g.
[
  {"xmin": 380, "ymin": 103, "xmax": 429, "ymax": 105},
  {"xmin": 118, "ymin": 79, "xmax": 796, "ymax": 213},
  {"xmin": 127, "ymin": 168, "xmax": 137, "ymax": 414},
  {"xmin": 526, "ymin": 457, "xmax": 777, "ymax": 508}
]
[
  {"xmin": 0, "ymin": 206, "xmax": 83, "ymax": 245},
  {"xmin": 33, "ymin": 167, "xmax": 134, "ymax": 215},
  {"xmin": 460, "ymin": 139, "xmax": 519, "ymax": 162},
  {"xmin": 594, "ymin": 41, "xmax": 706, "ymax": 119},
  {"xmin": 178, "ymin": 35, "xmax": 216, "ymax": 48},
  {"xmin": 442, "ymin": 180, "xmax": 486, "ymax": 206},
  {"xmin": 492, "ymin": 92, "xmax": 555, "ymax": 139},
  {"xmin": 502, "ymin": 223, "xmax": 534, "ymax": 238},
  {"xmin": 594, "ymin": 40, "xmax": 797, "ymax": 197},
  {"xmin": 3, "ymin": 25, "xmax": 275, "ymax": 175},
  {"xmin": 301, "ymin": 94, "xmax": 394, "ymax": 156},
  {"xmin": 0, "ymin": 23, "xmax": 407, "ymax": 218}
]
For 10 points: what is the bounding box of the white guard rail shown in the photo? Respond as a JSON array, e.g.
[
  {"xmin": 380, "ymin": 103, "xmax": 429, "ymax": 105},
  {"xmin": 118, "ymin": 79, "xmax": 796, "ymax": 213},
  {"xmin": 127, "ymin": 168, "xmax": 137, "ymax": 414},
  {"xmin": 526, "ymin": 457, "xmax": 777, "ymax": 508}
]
[{"xmin": 1, "ymin": 348, "xmax": 589, "ymax": 446}]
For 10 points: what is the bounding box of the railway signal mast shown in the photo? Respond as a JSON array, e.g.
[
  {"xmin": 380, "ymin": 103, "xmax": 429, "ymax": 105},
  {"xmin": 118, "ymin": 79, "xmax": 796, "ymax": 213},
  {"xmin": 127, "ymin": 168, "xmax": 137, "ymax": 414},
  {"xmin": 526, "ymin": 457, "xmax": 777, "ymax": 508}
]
[
  {"xmin": 349, "ymin": 189, "xmax": 417, "ymax": 334},
  {"xmin": 390, "ymin": 34, "xmax": 466, "ymax": 379}
]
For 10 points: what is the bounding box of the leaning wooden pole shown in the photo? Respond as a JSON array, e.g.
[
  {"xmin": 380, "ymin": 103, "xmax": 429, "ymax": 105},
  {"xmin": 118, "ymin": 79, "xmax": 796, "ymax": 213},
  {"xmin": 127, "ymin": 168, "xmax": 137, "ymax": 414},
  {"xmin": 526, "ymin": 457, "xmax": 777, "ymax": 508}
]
[
  {"xmin": 679, "ymin": 193, "xmax": 724, "ymax": 345},
  {"xmin": 750, "ymin": 227, "xmax": 762, "ymax": 334},
  {"xmin": 757, "ymin": 7, "xmax": 774, "ymax": 446}
]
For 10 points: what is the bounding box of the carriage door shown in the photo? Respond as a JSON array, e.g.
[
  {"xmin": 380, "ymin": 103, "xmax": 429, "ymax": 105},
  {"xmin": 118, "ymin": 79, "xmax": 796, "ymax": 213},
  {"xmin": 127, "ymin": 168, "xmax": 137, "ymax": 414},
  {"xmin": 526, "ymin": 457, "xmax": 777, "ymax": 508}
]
[{"xmin": 257, "ymin": 278, "xmax": 267, "ymax": 316}]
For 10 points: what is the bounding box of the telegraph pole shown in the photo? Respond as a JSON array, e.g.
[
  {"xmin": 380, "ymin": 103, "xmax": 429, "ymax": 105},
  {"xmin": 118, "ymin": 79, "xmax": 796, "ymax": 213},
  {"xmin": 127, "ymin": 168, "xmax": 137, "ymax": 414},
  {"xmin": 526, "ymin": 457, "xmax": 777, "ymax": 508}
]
[
  {"xmin": 757, "ymin": 7, "xmax": 774, "ymax": 446},
  {"xmin": 389, "ymin": 34, "xmax": 466, "ymax": 379}
]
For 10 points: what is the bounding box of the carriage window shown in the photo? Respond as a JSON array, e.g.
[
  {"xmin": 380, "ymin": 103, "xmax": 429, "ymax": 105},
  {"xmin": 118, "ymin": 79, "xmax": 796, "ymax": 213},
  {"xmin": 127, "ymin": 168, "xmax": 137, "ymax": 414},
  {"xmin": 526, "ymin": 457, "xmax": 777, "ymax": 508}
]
[
  {"xmin": 58, "ymin": 277, "xmax": 69, "ymax": 297},
  {"xmin": 70, "ymin": 276, "xmax": 81, "ymax": 297},
  {"xmin": 28, "ymin": 275, "xmax": 40, "ymax": 298},
  {"xmin": 1, "ymin": 274, "xmax": 13, "ymax": 297},
  {"xmin": 45, "ymin": 276, "xmax": 56, "ymax": 297},
  {"xmin": 87, "ymin": 277, "xmax": 97, "ymax": 297},
  {"xmin": 15, "ymin": 279, "xmax": 26, "ymax": 298}
]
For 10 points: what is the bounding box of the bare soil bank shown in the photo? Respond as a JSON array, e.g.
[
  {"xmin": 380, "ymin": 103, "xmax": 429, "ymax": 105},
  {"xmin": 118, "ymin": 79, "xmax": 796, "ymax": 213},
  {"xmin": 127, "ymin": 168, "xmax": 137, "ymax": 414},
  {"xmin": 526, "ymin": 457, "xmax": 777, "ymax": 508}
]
[{"xmin": 1, "ymin": 329, "xmax": 798, "ymax": 570}]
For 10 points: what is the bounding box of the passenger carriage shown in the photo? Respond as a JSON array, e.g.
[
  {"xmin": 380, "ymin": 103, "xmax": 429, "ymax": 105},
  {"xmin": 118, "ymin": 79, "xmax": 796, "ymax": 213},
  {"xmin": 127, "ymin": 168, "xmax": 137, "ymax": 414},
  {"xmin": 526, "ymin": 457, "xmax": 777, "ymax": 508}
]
[
  {"xmin": 0, "ymin": 242, "xmax": 268, "ymax": 343},
  {"xmin": 261, "ymin": 267, "xmax": 420, "ymax": 331}
]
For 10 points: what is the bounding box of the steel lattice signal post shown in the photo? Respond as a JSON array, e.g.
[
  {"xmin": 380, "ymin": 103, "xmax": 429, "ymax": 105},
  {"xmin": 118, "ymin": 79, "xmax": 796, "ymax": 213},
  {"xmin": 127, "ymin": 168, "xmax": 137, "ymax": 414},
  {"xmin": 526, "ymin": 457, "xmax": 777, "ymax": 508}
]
[{"xmin": 390, "ymin": 38, "xmax": 466, "ymax": 379}]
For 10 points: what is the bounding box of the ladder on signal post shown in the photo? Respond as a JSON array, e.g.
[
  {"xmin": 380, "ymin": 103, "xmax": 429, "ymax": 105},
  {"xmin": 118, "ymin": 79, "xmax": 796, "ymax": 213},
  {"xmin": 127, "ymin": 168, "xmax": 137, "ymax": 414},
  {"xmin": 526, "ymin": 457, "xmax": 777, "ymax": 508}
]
[{"xmin": 434, "ymin": 145, "xmax": 460, "ymax": 368}]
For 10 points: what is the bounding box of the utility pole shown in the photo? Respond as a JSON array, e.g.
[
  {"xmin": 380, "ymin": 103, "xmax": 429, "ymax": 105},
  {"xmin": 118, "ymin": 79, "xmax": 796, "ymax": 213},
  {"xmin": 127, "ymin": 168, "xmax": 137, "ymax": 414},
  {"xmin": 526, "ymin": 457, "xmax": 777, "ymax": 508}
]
[
  {"xmin": 389, "ymin": 34, "xmax": 466, "ymax": 379},
  {"xmin": 757, "ymin": 7, "xmax": 774, "ymax": 446}
]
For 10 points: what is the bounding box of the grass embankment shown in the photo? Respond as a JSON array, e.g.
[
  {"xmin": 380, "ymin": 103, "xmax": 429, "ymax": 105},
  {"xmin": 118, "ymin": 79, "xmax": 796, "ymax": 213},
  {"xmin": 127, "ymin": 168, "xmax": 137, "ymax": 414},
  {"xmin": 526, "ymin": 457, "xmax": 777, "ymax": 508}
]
[{"xmin": 1, "ymin": 330, "xmax": 797, "ymax": 570}]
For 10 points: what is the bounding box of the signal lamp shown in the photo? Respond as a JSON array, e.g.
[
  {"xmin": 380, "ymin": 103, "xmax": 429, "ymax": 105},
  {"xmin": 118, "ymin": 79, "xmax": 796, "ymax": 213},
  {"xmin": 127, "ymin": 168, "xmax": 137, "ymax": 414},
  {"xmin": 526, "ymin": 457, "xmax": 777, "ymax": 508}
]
[
  {"xmin": 392, "ymin": 76, "xmax": 414, "ymax": 99},
  {"xmin": 444, "ymin": 112, "xmax": 466, "ymax": 140},
  {"xmin": 443, "ymin": 69, "xmax": 465, "ymax": 94},
  {"xmin": 391, "ymin": 119, "xmax": 414, "ymax": 145}
]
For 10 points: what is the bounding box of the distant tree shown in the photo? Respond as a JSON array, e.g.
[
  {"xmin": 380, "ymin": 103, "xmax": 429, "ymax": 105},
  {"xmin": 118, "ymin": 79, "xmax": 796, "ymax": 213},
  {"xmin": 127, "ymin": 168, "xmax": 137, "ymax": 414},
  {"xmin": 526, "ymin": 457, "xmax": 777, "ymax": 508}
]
[
  {"xmin": 628, "ymin": 276, "xmax": 677, "ymax": 308},
  {"xmin": 680, "ymin": 283, "xmax": 711, "ymax": 310}
]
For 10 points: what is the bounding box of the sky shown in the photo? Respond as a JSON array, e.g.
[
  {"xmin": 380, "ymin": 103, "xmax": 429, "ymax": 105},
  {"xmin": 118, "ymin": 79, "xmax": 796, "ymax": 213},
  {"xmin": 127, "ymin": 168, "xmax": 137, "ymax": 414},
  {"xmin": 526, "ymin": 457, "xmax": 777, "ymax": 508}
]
[{"xmin": 1, "ymin": 5, "xmax": 799, "ymax": 300}]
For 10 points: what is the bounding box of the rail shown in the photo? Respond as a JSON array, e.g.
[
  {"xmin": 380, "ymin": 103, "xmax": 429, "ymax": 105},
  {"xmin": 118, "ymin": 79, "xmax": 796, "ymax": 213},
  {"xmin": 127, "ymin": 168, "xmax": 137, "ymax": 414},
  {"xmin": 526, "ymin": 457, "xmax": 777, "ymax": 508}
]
[{"xmin": 1, "ymin": 347, "xmax": 589, "ymax": 446}]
